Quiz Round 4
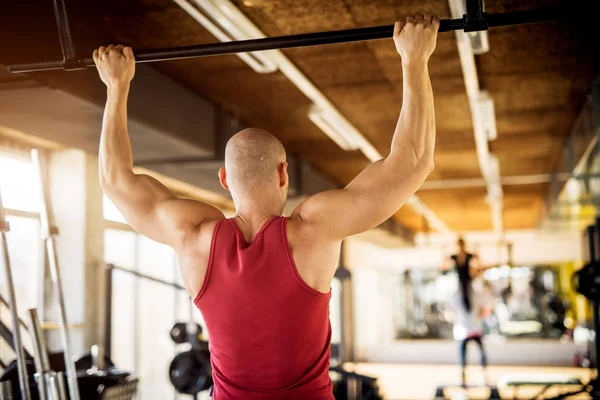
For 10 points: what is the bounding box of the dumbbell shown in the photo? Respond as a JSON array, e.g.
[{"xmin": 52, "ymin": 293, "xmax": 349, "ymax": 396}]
[{"xmin": 170, "ymin": 322, "xmax": 203, "ymax": 345}]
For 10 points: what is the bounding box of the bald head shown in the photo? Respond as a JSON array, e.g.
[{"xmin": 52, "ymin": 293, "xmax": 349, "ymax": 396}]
[{"xmin": 224, "ymin": 128, "xmax": 286, "ymax": 197}]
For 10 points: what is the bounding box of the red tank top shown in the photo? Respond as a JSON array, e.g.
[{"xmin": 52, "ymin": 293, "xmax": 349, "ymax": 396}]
[{"xmin": 194, "ymin": 217, "xmax": 334, "ymax": 400}]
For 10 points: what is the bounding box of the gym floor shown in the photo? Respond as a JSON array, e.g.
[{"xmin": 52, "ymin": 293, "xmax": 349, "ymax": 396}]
[{"xmin": 351, "ymin": 363, "xmax": 592, "ymax": 400}]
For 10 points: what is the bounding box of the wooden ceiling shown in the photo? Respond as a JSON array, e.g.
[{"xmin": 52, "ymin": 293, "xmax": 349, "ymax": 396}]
[{"xmin": 2, "ymin": 0, "xmax": 598, "ymax": 233}]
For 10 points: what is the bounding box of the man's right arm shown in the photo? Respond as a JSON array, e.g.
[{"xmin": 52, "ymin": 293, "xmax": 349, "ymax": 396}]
[
  {"xmin": 292, "ymin": 14, "xmax": 439, "ymax": 239},
  {"xmin": 95, "ymin": 45, "xmax": 223, "ymax": 251}
]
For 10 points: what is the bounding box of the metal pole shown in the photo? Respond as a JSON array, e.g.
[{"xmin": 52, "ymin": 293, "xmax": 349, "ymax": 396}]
[
  {"xmin": 594, "ymin": 78, "xmax": 600, "ymax": 143},
  {"xmin": 54, "ymin": 373, "xmax": 67, "ymax": 400},
  {"xmin": 0, "ymin": 190, "xmax": 32, "ymax": 400},
  {"xmin": 27, "ymin": 309, "xmax": 49, "ymax": 400},
  {"xmin": 45, "ymin": 374, "xmax": 60, "ymax": 400},
  {"xmin": 7, "ymin": 8, "xmax": 562, "ymax": 73},
  {"xmin": 51, "ymin": 0, "xmax": 77, "ymax": 62},
  {"xmin": 30, "ymin": 149, "xmax": 81, "ymax": 400},
  {"xmin": 104, "ymin": 265, "xmax": 113, "ymax": 360},
  {"xmin": 110, "ymin": 263, "xmax": 186, "ymax": 290},
  {"xmin": 0, "ymin": 381, "xmax": 13, "ymax": 400},
  {"xmin": 594, "ymin": 219, "xmax": 600, "ymax": 371},
  {"xmin": 464, "ymin": 0, "xmax": 488, "ymax": 31},
  {"xmin": 466, "ymin": 0, "xmax": 485, "ymax": 21}
]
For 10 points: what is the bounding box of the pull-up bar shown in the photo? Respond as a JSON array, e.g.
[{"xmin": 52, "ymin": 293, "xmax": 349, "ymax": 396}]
[{"xmin": 7, "ymin": 7, "xmax": 561, "ymax": 74}]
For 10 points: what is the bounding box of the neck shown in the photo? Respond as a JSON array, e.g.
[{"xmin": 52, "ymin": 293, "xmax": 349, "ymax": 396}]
[{"xmin": 234, "ymin": 201, "xmax": 282, "ymax": 228}]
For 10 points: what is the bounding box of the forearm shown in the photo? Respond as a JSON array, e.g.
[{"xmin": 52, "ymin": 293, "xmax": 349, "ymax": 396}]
[
  {"xmin": 389, "ymin": 61, "xmax": 436, "ymax": 168},
  {"xmin": 99, "ymin": 84, "xmax": 135, "ymax": 187}
]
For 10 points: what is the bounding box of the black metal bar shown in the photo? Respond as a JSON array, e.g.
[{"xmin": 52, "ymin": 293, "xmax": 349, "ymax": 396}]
[
  {"xmin": 107, "ymin": 263, "xmax": 186, "ymax": 291},
  {"xmin": 594, "ymin": 79, "xmax": 600, "ymax": 141},
  {"xmin": 0, "ymin": 321, "xmax": 31, "ymax": 358},
  {"xmin": 51, "ymin": 0, "xmax": 79, "ymax": 65},
  {"xmin": 466, "ymin": 0, "xmax": 484, "ymax": 20},
  {"xmin": 464, "ymin": 0, "xmax": 487, "ymax": 32},
  {"xmin": 594, "ymin": 218, "xmax": 600, "ymax": 371},
  {"xmin": 0, "ymin": 320, "xmax": 32, "ymax": 358},
  {"xmin": 7, "ymin": 8, "xmax": 562, "ymax": 74},
  {"xmin": 0, "ymin": 294, "xmax": 30, "ymax": 333},
  {"xmin": 104, "ymin": 265, "xmax": 113, "ymax": 360}
]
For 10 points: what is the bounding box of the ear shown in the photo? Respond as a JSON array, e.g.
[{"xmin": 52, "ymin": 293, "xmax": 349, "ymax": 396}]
[
  {"xmin": 218, "ymin": 167, "xmax": 230, "ymax": 190},
  {"xmin": 279, "ymin": 162, "xmax": 288, "ymax": 188}
]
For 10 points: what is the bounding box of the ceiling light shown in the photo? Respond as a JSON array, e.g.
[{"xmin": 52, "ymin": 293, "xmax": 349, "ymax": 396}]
[
  {"xmin": 173, "ymin": 0, "xmax": 277, "ymax": 73},
  {"xmin": 468, "ymin": 31, "xmax": 490, "ymax": 55},
  {"xmin": 476, "ymin": 91, "xmax": 497, "ymax": 141}
]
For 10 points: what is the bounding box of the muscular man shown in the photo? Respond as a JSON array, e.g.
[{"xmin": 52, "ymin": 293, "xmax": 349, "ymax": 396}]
[{"xmin": 95, "ymin": 13, "xmax": 439, "ymax": 400}]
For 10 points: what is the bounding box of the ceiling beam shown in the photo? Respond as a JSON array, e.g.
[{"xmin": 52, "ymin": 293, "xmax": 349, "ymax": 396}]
[{"xmin": 448, "ymin": 0, "xmax": 504, "ymax": 235}]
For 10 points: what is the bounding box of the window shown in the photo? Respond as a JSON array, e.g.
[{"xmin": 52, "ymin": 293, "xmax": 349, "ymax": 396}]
[
  {"xmin": 103, "ymin": 194, "xmax": 127, "ymax": 224},
  {"xmin": 104, "ymin": 197, "xmax": 200, "ymax": 399},
  {"xmin": 0, "ymin": 152, "xmax": 42, "ymax": 365},
  {"xmin": 0, "ymin": 154, "xmax": 41, "ymax": 213}
]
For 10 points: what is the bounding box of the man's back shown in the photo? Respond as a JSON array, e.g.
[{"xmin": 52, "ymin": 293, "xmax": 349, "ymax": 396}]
[{"xmin": 194, "ymin": 217, "xmax": 334, "ymax": 400}]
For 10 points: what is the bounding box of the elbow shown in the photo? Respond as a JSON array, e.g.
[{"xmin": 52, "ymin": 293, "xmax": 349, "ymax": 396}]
[
  {"xmin": 425, "ymin": 158, "xmax": 435, "ymax": 174},
  {"xmin": 99, "ymin": 169, "xmax": 127, "ymax": 193},
  {"xmin": 99, "ymin": 155, "xmax": 134, "ymax": 192},
  {"xmin": 420, "ymin": 157, "xmax": 435, "ymax": 176},
  {"xmin": 99, "ymin": 172, "xmax": 114, "ymax": 193},
  {"xmin": 414, "ymin": 158, "xmax": 434, "ymax": 187}
]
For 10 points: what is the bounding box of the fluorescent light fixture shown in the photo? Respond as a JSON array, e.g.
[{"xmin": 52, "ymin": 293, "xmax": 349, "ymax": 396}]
[
  {"xmin": 308, "ymin": 105, "xmax": 360, "ymax": 151},
  {"xmin": 485, "ymin": 154, "xmax": 500, "ymax": 183},
  {"xmin": 476, "ymin": 91, "xmax": 497, "ymax": 141},
  {"xmin": 172, "ymin": 0, "xmax": 277, "ymax": 73},
  {"xmin": 490, "ymin": 198, "xmax": 504, "ymax": 233},
  {"xmin": 468, "ymin": 31, "xmax": 490, "ymax": 55}
]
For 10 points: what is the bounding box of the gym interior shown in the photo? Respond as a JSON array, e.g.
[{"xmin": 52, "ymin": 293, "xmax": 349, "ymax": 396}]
[{"xmin": 0, "ymin": 0, "xmax": 599, "ymax": 399}]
